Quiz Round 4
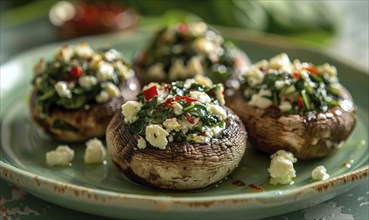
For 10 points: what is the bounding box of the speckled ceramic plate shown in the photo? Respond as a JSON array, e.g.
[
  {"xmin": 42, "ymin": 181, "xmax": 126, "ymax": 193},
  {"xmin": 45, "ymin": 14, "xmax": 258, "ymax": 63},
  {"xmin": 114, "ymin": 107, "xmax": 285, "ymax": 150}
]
[{"xmin": 1, "ymin": 27, "xmax": 368, "ymax": 220}]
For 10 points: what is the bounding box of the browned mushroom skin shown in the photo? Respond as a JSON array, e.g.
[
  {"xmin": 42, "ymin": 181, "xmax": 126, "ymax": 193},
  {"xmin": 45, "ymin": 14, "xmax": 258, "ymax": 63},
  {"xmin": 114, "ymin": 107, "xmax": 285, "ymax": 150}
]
[
  {"xmin": 227, "ymin": 86, "xmax": 356, "ymax": 160},
  {"xmin": 106, "ymin": 107, "xmax": 247, "ymax": 190},
  {"xmin": 30, "ymin": 77, "xmax": 140, "ymax": 142}
]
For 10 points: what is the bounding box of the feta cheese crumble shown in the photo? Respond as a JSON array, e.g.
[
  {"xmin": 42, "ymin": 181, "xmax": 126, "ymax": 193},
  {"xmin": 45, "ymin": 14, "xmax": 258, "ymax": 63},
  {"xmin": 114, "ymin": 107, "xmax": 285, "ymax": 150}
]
[
  {"xmin": 145, "ymin": 125, "xmax": 169, "ymax": 149},
  {"xmin": 311, "ymin": 165, "xmax": 329, "ymax": 181},
  {"xmin": 84, "ymin": 138, "xmax": 106, "ymax": 164},
  {"xmin": 46, "ymin": 145, "xmax": 75, "ymax": 166},
  {"xmin": 54, "ymin": 81, "xmax": 72, "ymax": 98},
  {"xmin": 121, "ymin": 101, "xmax": 142, "ymax": 123},
  {"xmin": 268, "ymin": 150, "xmax": 297, "ymax": 185}
]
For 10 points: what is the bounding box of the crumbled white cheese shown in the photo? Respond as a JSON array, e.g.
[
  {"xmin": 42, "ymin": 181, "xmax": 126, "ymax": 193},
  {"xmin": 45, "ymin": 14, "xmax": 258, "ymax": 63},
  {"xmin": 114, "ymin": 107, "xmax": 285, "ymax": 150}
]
[
  {"xmin": 188, "ymin": 133, "xmax": 210, "ymax": 143},
  {"xmin": 46, "ymin": 145, "xmax": 75, "ymax": 166},
  {"xmin": 194, "ymin": 74, "xmax": 213, "ymax": 88},
  {"xmin": 103, "ymin": 49, "xmax": 120, "ymax": 61},
  {"xmin": 184, "ymin": 78, "xmax": 196, "ymax": 88},
  {"xmin": 248, "ymin": 88, "xmax": 273, "ymax": 109},
  {"xmin": 209, "ymin": 105, "xmax": 227, "ymax": 120},
  {"xmin": 136, "ymin": 135, "xmax": 147, "ymax": 149},
  {"xmin": 312, "ymin": 165, "xmax": 330, "ymax": 181},
  {"xmin": 274, "ymin": 80, "xmax": 290, "ymax": 90},
  {"xmin": 189, "ymin": 91, "xmax": 211, "ymax": 103},
  {"xmin": 114, "ymin": 61, "xmax": 133, "ymax": 80},
  {"xmin": 95, "ymin": 82, "xmax": 121, "ymax": 103},
  {"xmin": 189, "ymin": 22, "xmax": 207, "ymax": 36},
  {"xmin": 194, "ymin": 38, "xmax": 215, "ymax": 54},
  {"xmin": 163, "ymin": 118, "xmax": 181, "ymax": 131},
  {"xmin": 169, "ymin": 59, "xmax": 187, "ymax": 80},
  {"xmin": 33, "ymin": 58, "xmax": 46, "ymax": 76},
  {"xmin": 173, "ymin": 102, "xmax": 183, "ymax": 115},
  {"xmin": 245, "ymin": 66, "xmax": 265, "ymax": 86},
  {"xmin": 180, "ymin": 117, "xmax": 200, "ymax": 133},
  {"xmin": 89, "ymin": 54, "xmax": 102, "ymax": 70},
  {"xmin": 187, "ymin": 56, "xmax": 204, "ymax": 75},
  {"xmin": 268, "ymin": 53, "xmax": 292, "ymax": 72},
  {"xmin": 317, "ymin": 63, "xmax": 338, "ymax": 82},
  {"xmin": 215, "ymin": 84, "xmax": 225, "ymax": 105},
  {"xmin": 121, "ymin": 101, "xmax": 142, "ymax": 124},
  {"xmin": 268, "ymin": 150, "xmax": 297, "ymax": 185},
  {"xmin": 96, "ymin": 62, "xmax": 114, "ymax": 81},
  {"xmin": 95, "ymin": 90, "xmax": 110, "ymax": 103},
  {"xmin": 54, "ymin": 81, "xmax": 72, "ymax": 98},
  {"xmin": 55, "ymin": 45, "xmax": 74, "ymax": 62},
  {"xmin": 147, "ymin": 63, "xmax": 166, "ymax": 80},
  {"xmin": 84, "ymin": 138, "xmax": 106, "ymax": 164},
  {"xmin": 145, "ymin": 125, "xmax": 169, "ymax": 149},
  {"xmin": 279, "ymin": 101, "xmax": 292, "ymax": 112},
  {"xmin": 103, "ymin": 82, "xmax": 120, "ymax": 98},
  {"xmin": 74, "ymin": 42, "xmax": 94, "ymax": 58},
  {"xmin": 78, "ymin": 75, "xmax": 98, "ymax": 90},
  {"xmin": 210, "ymin": 121, "xmax": 226, "ymax": 136},
  {"xmin": 34, "ymin": 77, "xmax": 43, "ymax": 90}
]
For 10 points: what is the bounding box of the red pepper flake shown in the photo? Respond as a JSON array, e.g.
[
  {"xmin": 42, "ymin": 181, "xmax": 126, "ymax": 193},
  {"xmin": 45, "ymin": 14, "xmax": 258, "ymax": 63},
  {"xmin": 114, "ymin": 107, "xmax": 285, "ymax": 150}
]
[
  {"xmin": 183, "ymin": 96, "xmax": 197, "ymax": 103},
  {"xmin": 177, "ymin": 23, "xmax": 189, "ymax": 34},
  {"xmin": 142, "ymin": 85, "xmax": 159, "ymax": 102},
  {"xmin": 69, "ymin": 66, "xmax": 84, "ymax": 78},
  {"xmin": 232, "ymin": 180, "xmax": 245, "ymax": 187},
  {"xmin": 302, "ymin": 66, "xmax": 318, "ymax": 76},
  {"xmin": 198, "ymin": 132, "xmax": 207, "ymax": 136},
  {"xmin": 293, "ymin": 71, "xmax": 300, "ymax": 80},
  {"xmin": 297, "ymin": 96, "xmax": 304, "ymax": 110},
  {"xmin": 185, "ymin": 113, "xmax": 195, "ymax": 124},
  {"xmin": 75, "ymin": 116, "xmax": 82, "ymax": 125},
  {"xmin": 248, "ymin": 183, "xmax": 264, "ymax": 191}
]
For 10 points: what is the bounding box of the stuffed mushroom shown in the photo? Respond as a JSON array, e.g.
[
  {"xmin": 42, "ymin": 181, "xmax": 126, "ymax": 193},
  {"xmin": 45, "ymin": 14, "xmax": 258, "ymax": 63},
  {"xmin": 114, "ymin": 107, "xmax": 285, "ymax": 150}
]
[
  {"xmin": 134, "ymin": 21, "xmax": 249, "ymax": 86},
  {"xmin": 30, "ymin": 42, "xmax": 140, "ymax": 142},
  {"xmin": 106, "ymin": 76, "xmax": 247, "ymax": 190},
  {"xmin": 228, "ymin": 53, "xmax": 356, "ymax": 160}
]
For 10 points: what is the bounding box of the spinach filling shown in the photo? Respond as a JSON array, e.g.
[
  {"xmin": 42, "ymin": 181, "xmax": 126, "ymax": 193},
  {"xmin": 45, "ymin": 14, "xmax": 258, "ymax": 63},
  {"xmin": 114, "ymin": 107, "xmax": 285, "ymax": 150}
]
[{"xmin": 130, "ymin": 81, "xmax": 225, "ymax": 143}]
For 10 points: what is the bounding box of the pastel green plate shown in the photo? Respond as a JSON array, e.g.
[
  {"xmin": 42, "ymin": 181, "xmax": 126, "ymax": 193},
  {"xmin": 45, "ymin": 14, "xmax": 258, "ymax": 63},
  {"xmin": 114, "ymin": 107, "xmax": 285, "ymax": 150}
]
[{"xmin": 1, "ymin": 27, "xmax": 368, "ymax": 220}]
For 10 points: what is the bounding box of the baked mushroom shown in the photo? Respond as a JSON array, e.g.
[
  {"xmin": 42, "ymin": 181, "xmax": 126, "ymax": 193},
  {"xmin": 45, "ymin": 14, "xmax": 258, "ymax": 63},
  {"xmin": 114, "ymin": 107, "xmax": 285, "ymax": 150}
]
[
  {"xmin": 134, "ymin": 21, "xmax": 249, "ymax": 86},
  {"xmin": 228, "ymin": 53, "xmax": 356, "ymax": 160},
  {"xmin": 30, "ymin": 42, "xmax": 140, "ymax": 142},
  {"xmin": 106, "ymin": 76, "xmax": 247, "ymax": 190}
]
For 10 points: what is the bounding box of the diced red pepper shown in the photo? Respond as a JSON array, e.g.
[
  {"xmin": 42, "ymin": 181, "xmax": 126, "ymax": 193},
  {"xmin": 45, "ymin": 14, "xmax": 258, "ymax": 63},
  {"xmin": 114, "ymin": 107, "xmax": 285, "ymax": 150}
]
[
  {"xmin": 293, "ymin": 71, "xmax": 300, "ymax": 80},
  {"xmin": 182, "ymin": 96, "xmax": 197, "ymax": 103},
  {"xmin": 185, "ymin": 113, "xmax": 195, "ymax": 124},
  {"xmin": 284, "ymin": 97, "xmax": 292, "ymax": 102},
  {"xmin": 142, "ymin": 85, "xmax": 159, "ymax": 102},
  {"xmin": 175, "ymin": 96, "xmax": 182, "ymax": 101},
  {"xmin": 69, "ymin": 66, "xmax": 84, "ymax": 78},
  {"xmin": 302, "ymin": 66, "xmax": 318, "ymax": 76},
  {"xmin": 297, "ymin": 97, "xmax": 304, "ymax": 110}
]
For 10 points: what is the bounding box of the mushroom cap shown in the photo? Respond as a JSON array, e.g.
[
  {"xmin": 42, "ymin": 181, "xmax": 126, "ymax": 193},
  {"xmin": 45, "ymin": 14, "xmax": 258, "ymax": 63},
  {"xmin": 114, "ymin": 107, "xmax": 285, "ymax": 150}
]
[
  {"xmin": 106, "ymin": 107, "xmax": 247, "ymax": 190},
  {"xmin": 30, "ymin": 77, "xmax": 140, "ymax": 142},
  {"xmin": 227, "ymin": 85, "xmax": 356, "ymax": 160}
]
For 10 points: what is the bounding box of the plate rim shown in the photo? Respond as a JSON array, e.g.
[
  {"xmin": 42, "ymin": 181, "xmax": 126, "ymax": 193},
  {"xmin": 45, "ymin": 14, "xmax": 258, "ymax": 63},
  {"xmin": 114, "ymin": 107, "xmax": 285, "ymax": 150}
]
[{"xmin": 0, "ymin": 27, "xmax": 368, "ymax": 217}]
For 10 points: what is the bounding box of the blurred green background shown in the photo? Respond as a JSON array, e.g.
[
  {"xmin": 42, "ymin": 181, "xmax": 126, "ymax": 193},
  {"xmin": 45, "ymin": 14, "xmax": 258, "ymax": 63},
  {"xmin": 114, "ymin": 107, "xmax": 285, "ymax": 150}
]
[{"xmin": 0, "ymin": 0, "xmax": 368, "ymax": 70}]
